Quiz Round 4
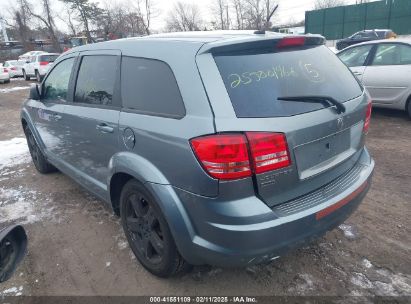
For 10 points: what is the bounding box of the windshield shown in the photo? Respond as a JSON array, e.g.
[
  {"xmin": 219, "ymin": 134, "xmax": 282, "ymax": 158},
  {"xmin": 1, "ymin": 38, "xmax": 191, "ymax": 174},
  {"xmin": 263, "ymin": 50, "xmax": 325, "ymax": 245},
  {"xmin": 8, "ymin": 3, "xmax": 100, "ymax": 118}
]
[{"xmin": 214, "ymin": 45, "xmax": 363, "ymax": 118}]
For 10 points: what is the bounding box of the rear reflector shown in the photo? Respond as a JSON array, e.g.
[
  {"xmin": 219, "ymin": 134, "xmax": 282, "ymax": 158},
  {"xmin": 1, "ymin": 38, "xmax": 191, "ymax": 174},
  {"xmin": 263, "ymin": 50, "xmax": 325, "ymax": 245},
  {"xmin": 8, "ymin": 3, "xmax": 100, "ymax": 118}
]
[
  {"xmin": 190, "ymin": 134, "xmax": 251, "ymax": 180},
  {"xmin": 39, "ymin": 61, "xmax": 49, "ymax": 66},
  {"xmin": 316, "ymin": 180, "xmax": 368, "ymax": 220},
  {"xmin": 190, "ymin": 132, "xmax": 291, "ymax": 180},
  {"xmin": 277, "ymin": 37, "xmax": 305, "ymax": 48},
  {"xmin": 363, "ymin": 100, "xmax": 372, "ymax": 134},
  {"xmin": 246, "ymin": 132, "xmax": 291, "ymax": 173}
]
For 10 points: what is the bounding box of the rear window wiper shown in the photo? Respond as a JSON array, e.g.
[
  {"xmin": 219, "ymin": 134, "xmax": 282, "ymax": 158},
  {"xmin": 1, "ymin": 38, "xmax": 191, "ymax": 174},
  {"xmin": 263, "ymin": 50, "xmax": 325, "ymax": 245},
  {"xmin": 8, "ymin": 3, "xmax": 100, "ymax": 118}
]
[{"xmin": 277, "ymin": 95, "xmax": 346, "ymax": 114}]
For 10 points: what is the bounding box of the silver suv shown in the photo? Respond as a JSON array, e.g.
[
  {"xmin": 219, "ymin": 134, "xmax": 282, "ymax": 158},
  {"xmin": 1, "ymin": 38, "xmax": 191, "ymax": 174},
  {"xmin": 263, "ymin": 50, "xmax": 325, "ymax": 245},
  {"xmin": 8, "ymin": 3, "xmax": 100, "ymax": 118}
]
[{"xmin": 21, "ymin": 31, "xmax": 374, "ymax": 277}]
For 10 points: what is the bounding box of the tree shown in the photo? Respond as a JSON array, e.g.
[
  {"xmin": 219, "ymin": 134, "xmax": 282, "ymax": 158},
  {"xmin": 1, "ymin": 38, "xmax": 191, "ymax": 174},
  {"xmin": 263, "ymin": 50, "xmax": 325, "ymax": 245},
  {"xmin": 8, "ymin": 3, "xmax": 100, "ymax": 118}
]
[
  {"xmin": 211, "ymin": 0, "xmax": 230, "ymax": 30},
  {"xmin": 243, "ymin": 0, "xmax": 278, "ymax": 30},
  {"xmin": 10, "ymin": 0, "xmax": 32, "ymax": 50},
  {"xmin": 165, "ymin": 2, "xmax": 203, "ymax": 32},
  {"xmin": 232, "ymin": 0, "xmax": 246, "ymax": 29},
  {"xmin": 60, "ymin": 0, "xmax": 104, "ymax": 42},
  {"xmin": 23, "ymin": 0, "xmax": 62, "ymax": 52},
  {"xmin": 58, "ymin": 6, "xmax": 78, "ymax": 37},
  {"xmin": 314, "ymin": 0, "xmax": 346, "ymax": 9},
  {"xmin": 133, "ymin": 0, "xmax": 158, "ymax": 35}
]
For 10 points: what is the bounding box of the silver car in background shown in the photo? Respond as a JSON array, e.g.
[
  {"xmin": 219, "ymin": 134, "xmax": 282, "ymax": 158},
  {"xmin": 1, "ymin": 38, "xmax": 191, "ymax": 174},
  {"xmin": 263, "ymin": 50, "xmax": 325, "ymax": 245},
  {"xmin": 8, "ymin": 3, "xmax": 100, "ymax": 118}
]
[
  {"xmin": 337, "ymin": 39, "xmax": 411, "ymax": 118},
  {"xmin": 3, "ymin": 60, "xmax": 25, "ymax": 78}
]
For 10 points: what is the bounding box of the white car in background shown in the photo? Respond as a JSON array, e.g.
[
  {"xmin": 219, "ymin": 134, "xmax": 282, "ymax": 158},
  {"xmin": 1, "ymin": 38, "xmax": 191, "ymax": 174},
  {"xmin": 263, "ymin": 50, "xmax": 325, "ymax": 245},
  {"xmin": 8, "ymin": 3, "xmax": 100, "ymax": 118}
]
[
  {"xmin": 3, "ymin": 60, "xmax": 25, "ymax": 78},
  {"xmin": 18, "ymin": 51, "xmax": 46, "ymax": 62},
  {"xmin": 337, "ymin": 39, "xmax": 411, "ymax": 118},
  {"xmin": 0, "ymin": 64, "xmax": 11, "ymax": 84},
  {"xmin": 22, "ymin": 53, "xmax": 60, "ymax": 82}
]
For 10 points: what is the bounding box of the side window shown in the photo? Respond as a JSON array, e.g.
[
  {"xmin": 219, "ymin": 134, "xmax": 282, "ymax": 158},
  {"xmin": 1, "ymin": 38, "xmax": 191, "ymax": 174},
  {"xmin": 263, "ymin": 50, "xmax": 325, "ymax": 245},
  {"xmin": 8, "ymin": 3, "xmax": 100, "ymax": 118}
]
[
  {"xmin": 371, "ymin": 44, "xmax": 411, "ymax": 66},
  {"xmin": 74, "ymin": 56, "xmax": 117, "ymax": 106},
  {"xmin": 43, "ymin": 57, "xmax": 75, "ymax": 101},
  {"xmin": 121, "ymin": 57, "xmax": 185, "ymax": 118},
  {"xmin": 338, "ymin": 45, "xmax": 373, "ymax": 67}
]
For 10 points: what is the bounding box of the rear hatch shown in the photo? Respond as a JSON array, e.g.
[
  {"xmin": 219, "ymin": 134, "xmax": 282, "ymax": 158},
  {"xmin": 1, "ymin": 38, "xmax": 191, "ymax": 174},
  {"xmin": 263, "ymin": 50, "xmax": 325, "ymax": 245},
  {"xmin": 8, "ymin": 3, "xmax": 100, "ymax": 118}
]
[
  {"xmin": 196, "ymin": 35, "xmax": 369, "ymax": 207},
  {"xmin": 39, "ymin": 54, "xmax": 59, "ymax": 67}
]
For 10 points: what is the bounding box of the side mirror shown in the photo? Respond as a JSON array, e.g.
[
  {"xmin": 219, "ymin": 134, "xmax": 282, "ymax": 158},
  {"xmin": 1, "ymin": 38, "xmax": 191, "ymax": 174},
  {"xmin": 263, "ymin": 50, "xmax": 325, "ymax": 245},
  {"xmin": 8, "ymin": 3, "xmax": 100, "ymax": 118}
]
[
  {"xmin": 29, "ymin": 84, "xmax": 41, "ymax": 100},
  {"xmin": 0, "ymin": 225, "xmax": 27, "ymax": 283},
  {"xmin": 25, "ymin": 60, "xmax": 30, "ymax": 64}
]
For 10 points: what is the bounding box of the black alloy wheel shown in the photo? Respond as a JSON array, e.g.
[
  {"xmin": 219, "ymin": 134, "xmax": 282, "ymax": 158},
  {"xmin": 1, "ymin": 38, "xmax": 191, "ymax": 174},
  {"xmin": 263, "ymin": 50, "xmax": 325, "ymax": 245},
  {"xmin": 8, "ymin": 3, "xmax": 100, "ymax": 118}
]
[{"xmin": 120, "ymin": 180, "xmax": 190, "ymax": 277}]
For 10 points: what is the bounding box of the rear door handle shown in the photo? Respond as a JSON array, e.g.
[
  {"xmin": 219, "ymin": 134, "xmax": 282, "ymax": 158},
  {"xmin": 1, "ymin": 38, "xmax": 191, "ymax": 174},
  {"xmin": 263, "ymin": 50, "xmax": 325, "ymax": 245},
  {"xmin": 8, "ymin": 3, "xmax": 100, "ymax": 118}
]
[
  {"xmin": 353, "ymin": 72, "xmax": 363, "ymax": 76},
  {"xmin": 96, "ymin": 123, "xmax": 114, "ymax": 133}
]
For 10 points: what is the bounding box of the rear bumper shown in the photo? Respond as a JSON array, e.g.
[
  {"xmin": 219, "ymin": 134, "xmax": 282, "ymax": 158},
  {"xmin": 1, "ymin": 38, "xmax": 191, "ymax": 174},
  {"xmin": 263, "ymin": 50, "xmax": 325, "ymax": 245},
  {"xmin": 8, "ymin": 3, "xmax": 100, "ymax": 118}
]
[
  {"xmin": 0, "ymin": 73, "xmax": 9, "ymax": 81},
  {"xmin": 149, "ymin": 148, "xmax": 374, "ymax": 267}
]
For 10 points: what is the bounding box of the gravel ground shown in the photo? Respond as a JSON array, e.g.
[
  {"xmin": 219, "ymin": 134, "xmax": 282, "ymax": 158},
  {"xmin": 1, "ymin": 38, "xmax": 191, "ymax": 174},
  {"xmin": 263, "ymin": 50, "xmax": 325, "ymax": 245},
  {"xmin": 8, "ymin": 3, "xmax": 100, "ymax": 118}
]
[{"xmin": 0, "ymin": 79, "xmax": 410, "ymax": 297}]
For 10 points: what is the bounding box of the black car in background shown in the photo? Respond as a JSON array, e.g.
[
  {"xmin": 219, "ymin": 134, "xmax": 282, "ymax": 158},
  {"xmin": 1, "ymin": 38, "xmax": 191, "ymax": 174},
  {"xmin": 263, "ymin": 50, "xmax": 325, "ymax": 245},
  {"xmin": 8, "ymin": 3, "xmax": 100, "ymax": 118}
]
[{"xmin": 336, "ymin": 29, "xmax": 397, "ymax": 50}]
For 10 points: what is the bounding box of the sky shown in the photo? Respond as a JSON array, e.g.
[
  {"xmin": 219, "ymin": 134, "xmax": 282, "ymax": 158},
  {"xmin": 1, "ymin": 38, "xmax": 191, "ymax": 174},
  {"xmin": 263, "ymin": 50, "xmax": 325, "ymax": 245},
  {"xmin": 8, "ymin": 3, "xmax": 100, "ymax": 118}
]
[{"xmin": 0, "ymin": 0, "xmax": 372, "ymax": 33}]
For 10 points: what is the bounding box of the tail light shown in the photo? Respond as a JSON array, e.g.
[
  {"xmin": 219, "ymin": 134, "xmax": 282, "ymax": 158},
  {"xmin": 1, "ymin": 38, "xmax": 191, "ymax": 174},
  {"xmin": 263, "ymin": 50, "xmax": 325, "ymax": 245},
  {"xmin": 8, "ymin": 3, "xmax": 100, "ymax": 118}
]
[
  {"xmin": 190, "ymin": 134, "xmax": 251, "ymax": 180},
  {"xmin": 3, "ymin": 68, "xmax": 8, "ymax": 73},
  {"xmin": 10, "ymin": 67, "xmax": 16, "ymax": 71},
  {"xmin": 190, "ymin": 132, "xmax": 291, "ymax": 180},
  {"xmin": 363, "ymin": 100, "xmax": 372, "ymax": 134},
  {"xmin": 39, "ymin": 61, "xmax": 49, "ymax": 66},
  {"xmin": 246, "ymin": 132, "xmax": 291, "ymax": 173}
]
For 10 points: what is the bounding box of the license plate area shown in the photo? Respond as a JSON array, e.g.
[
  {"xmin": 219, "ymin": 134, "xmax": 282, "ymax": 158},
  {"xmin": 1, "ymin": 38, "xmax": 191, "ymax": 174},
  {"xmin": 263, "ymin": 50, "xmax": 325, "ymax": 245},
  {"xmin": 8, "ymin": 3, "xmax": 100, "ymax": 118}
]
[{"xmin": 294, "ymin": 128, "xmax": 354, "ymax": 179}]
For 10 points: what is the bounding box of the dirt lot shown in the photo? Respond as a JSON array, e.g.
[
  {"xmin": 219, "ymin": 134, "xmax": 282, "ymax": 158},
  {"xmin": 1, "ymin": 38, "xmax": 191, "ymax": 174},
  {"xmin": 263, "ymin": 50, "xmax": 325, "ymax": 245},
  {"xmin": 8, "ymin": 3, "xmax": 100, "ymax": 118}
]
[{"xmin": 0, "ymin": 79, "xmax": 410, "ymax": 297}]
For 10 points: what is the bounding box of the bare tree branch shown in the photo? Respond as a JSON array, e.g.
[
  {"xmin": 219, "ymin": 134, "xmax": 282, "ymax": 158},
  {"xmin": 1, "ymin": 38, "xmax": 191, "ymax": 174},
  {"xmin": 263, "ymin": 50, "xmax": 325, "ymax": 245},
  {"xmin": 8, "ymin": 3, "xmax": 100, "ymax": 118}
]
[{"xmin": 165, "ymin": 1, "xmax": 203, "ymax": 32}]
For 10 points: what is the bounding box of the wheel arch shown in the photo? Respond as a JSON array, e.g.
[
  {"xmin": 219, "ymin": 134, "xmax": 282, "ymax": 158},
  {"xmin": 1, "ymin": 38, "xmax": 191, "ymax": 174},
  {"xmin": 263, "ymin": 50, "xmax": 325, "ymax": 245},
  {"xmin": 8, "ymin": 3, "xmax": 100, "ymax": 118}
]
[{"xmin": 108, "ymin": 152, "xmax": 170, "ymax": 215}]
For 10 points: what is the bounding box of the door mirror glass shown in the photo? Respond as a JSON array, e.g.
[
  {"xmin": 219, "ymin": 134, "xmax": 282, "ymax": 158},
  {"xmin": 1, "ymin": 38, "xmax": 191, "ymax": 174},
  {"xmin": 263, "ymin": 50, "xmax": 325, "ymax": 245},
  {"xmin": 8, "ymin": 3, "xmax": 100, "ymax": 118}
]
[
  {"xmin": 0, "ymin": 225, "xmax": 27, "ymax": 283},
  {"xmin": 29, "ymin": 83, "xmax": 41, "ymax": 100}
]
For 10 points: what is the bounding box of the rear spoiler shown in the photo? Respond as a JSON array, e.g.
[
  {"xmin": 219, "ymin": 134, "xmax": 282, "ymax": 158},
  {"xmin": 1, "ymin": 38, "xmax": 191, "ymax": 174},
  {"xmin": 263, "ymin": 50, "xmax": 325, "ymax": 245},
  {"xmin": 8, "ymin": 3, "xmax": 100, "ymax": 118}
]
[{"xmin": 198, "ymin": 35, "xmax": 326, "ymax": 55}]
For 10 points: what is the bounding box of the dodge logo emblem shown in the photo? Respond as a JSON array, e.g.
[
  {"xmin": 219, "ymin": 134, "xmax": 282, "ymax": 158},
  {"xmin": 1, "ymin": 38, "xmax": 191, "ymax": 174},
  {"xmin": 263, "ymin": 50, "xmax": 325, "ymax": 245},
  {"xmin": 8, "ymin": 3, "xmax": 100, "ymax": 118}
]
[{"xmin": 337, "ymin": 117, "xmax": 344, "ymax": 130}]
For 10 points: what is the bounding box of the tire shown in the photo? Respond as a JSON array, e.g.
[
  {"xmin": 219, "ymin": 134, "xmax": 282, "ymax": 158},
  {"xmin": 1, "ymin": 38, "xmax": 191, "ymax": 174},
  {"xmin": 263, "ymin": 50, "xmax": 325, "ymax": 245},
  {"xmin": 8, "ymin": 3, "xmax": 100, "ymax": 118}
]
[
  {"xmin": 23, "ymin": 70, "xmax": 30, "ymax": 81},
  {"xmin": 35, "ymin": 70, "xmax": 41, "ymax": 82},
  {"xmin": 120, "ymin": 180, "xmax": 191, "ymax": 277},
  {"xmin": 24, "ymin": 126, "xmax": 56, "ymax": 174},
  {"xmin": 407, "ymin": 99, "xmax": 411, "ymax": 120}
]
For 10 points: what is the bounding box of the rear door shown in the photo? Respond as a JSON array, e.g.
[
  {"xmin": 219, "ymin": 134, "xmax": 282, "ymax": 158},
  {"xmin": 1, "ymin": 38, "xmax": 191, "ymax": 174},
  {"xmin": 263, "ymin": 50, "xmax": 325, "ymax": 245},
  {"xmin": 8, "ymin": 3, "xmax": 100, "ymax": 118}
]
[
  {"xmin": 197, "ymin": 38, "xmax": 368, "ymax": 207},
  {"xmin": 62, "ymin": 50, "xmax": 121, "ymax": 197},
  {"xmin": 361, "ymin": 43, "xmax": 411, "ymax": 106}
]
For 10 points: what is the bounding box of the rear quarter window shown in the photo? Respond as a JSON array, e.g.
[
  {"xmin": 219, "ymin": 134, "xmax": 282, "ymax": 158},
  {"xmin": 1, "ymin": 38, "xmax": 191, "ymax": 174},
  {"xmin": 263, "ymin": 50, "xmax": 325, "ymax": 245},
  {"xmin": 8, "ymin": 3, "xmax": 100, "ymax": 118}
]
[
  {"xmin": 121, "ymin": 57, "xmax": 185, "ymax": 119},
  {"xmin": 214, "ymin": 45, "xmax": 363, "ymax": 118}
]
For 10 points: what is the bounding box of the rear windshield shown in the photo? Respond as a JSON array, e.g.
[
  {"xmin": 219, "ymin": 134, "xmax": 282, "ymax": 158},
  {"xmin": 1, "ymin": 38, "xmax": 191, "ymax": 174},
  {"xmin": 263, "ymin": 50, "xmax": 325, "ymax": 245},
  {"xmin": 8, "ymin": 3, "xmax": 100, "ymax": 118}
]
[
  {"xmin": 39, "ymin": 55, "xmax": 59, "ymax": 62},
  {"xmin": 214, "ymin": 45, "xmax": 363, "ymax": 118}
]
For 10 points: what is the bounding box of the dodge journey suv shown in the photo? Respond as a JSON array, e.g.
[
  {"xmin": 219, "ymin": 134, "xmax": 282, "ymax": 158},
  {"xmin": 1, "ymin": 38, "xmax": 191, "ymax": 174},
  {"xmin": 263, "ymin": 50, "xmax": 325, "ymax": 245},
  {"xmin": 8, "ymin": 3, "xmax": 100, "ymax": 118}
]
[{"xmin": 21, "ymin": 31, "xmax": 374, "ymax": 277}]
